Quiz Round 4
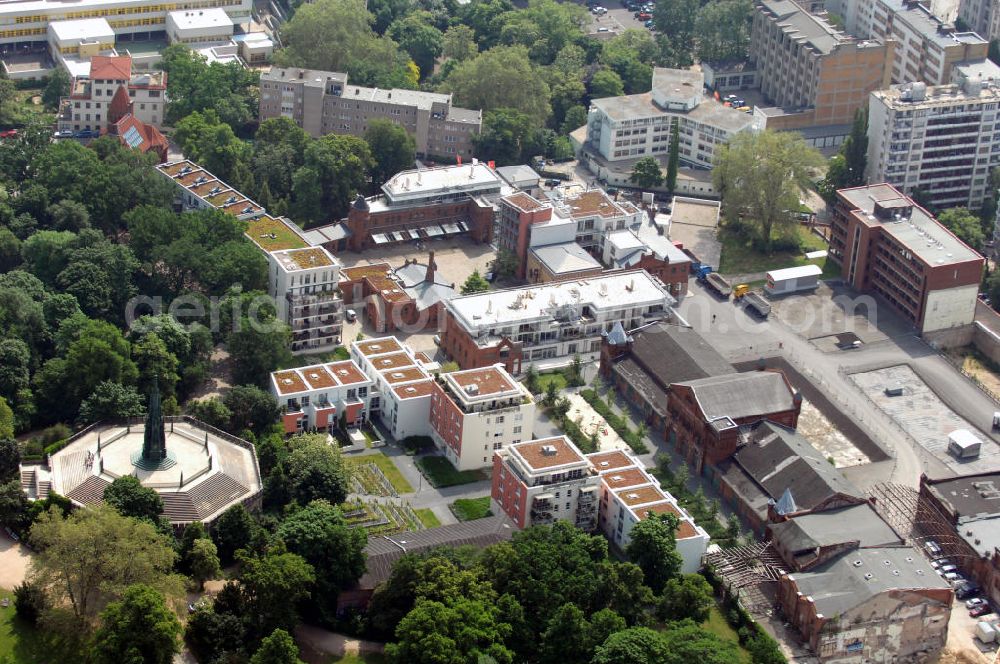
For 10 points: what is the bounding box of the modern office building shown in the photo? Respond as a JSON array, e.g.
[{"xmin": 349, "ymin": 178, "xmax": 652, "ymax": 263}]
[
  {"xmin": 750, "ymin": 0, "xmax": 893, "ymax": 131},
  {"xmin": 0, "ymin": 0, "xmax": 253, "ymax": 52},
  {"xmin": 269, "ymin": 360, "xmax": 374, "ymax": 434},
  {"xmin": 438, "ymin": 270, "xmax": 675, "ymax": 374},
  {"xmin": 490, "ymin": 436, "xmax": 602, "ymax": 531},
  {"xmin": 847, "ymin": 0, "xmax": 988, "ymax": 84},
  {"xmin": 866, "ymin": 75, "xmax": 1000, "ymax": 210},
  {"xmin": 585, "ymin": 68, "xmax": 755, "ymax": 168},
  {"xmin": 350, "ymin": 337, "xmax": 438, "ymax": 441},
  {"xmin": 259, "ymin": 66, "xmax": 482, "ymax": 159},
  {"xmin": 428, "ymin": 365, "xmax": 535, "ymax": 471},
  {"xmin": 56, "ymin": 54, "xmax": 166, "ymax": 133},
  {"xmin": 308, "ymin": 163, "xmax": 503, "ymax": 251},
  {"xmin": 829, "ymin": 184, "xmax": 984, "ymax": 334}
]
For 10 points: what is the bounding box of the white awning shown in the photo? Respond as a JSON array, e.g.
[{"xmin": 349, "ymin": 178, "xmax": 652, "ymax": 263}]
[{"xmin": 371, "ymin": 233, "xmax": 388, "ymax": 244}]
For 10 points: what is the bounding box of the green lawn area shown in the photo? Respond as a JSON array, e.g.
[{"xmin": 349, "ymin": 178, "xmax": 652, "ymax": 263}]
[
  {"xmin": 718, "ymin": 224, "xmax": 833, "ymax": 276},
  {"xmin": 449, "ymin": 496, "xmax": 492, "ymax": 521},
  {"xmin": 701, "ymin": 607, "xmax": 752, "ymax": 664},
  {"xmin": 13, "ymin": 90, "xmax": 55, "ymax": 126},
  {"xmin": 414, "ymin": 507, "xmax": 442, "ymax": 529},
  {"xmin": 415, "ymin": 456, "xmax": 488, "ymax": 488},
  {"xmin": 344, "ymin": 452, "xmax": 413, "ymax": 494},
  {"xmin": 536, "ymin": 372, "xmax": 567, "ymax": 393},
  {"xmin": 277, "ymin": 346, "xmax": 350, "ymax": 369},
  {"xmin": 0, "ymin": 590, "xmax": 47, "ymax": 664}
]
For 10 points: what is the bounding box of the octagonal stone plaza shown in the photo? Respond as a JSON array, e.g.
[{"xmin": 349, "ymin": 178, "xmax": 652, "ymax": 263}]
[{"xmin": 23, "ymin": 416, "xmax": 262, "ymax": 527}]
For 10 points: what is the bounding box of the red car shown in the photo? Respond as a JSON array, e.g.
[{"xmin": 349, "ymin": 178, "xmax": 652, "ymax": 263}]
[
  {"xmin": 0, "ymin": 129, "xmax": 18, "ymax": 139},
  {"xmin": 636, "ymin": 11, "xmax": 652, "ymax": 19}
]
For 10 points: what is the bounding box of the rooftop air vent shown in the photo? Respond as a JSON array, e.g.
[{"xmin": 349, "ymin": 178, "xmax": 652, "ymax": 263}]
[{"xmin": 541, "ymin": 444, "xmax": 558, "ymax": 456}]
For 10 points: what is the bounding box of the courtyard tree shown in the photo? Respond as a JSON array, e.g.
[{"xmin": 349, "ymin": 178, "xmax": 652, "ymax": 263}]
[
  {"xmin": 461, "ymin": 269, "xmax": 491, "ymax": 295},
  {"xmin": 103, "ymin": 475, "xmax": 165, "ymax": 524},
  {"xmin": 630, "ymin": 157, "xmax": 663, "ymax": 190},
  {"xmin": 285, "ymin": 435, "xmax": 351, "ymax": 506},
  {"xmin": 657, "ymin": 574, "xmax": 714, "ymax": 623},
  {"xmin": 625, "ymin": 512, "xmax": 682, "ymax": 593},
  {"xmin": 250, "ymin": 628, "xmax": 304, "ymax": 664},
  {"xmin": 187, "ymin": 538, "xmax": 222, "ymax": 591},
  {"xmin": 712, "ymin": 130, "xmax": 823, "ymax": 251}
]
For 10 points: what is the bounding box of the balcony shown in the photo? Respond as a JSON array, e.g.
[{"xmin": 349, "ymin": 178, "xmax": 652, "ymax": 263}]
[{"xmin": 288, "ymin": 290, "xmax": 342, "ymax": 306}]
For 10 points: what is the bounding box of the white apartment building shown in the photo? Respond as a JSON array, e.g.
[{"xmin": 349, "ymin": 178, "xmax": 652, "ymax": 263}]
[
  {"xmin": 0, "ymin": 0, "xmax": 252, "ymax": 50},
  {"xmin": 350, "ymin": 337, "xmax": 438, "ymax": 440},
  {"xmin": 429, "ymin": 365, "xmax": 535, "ymax": 471},
  {"xmin": 867, "ymin": 74, "xmax": 1000, "ymax": 209},
  {"xmin": 439, "ymin": 270, "xmax": 676, "ymax": 373},
  {"xmin": 491, "ymin": 436, "xmax": 602, "ymax": 531},
  {"xmin": 157, "ymin": 160, "xmax": 265, "ymax": 220},
  {"xmin": 847, "ymin": 0, "xmax": 988, "ymax": 84},
  {"xmin": 270, "ymin": 360, "xmax": 374, "ymax": 434},
  {"xmin": 588, "ymin": 450, "xmax": 709, "ymax": 572},
  {"xmin": 586, "ymin": 68, "xmax": 755, "ymax": 169},
  {"xmin": 959, "ymin": 0, "xmax": 1000, "ymax": 41},
  {"xmin": 157, "ymin": 159, "xmax": 345, "ymax": 354}
]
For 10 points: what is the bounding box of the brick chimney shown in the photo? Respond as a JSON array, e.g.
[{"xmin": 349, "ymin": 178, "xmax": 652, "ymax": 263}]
[{"xmin": 425, "ymin": 250, "xmax": 436, "ymax": 283}]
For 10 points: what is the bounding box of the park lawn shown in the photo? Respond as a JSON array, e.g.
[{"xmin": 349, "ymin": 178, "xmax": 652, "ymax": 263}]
[
  {"xmin": 701, "ymin": 607, "xmax": 752, "ymax": 664},
  {"xmin": 415, "ymin": 456, "xmax": 488, "ymax": 488},
  {"xmin": 718, "ymin": 224, "xmax": 830, "ymax": 276},
  {"xmin": 536, "ymin": 372, "xmax": 567, "ymax": 393},
  {"xmin": 414, "ymin": 508, "xmax": 442, "ymax": 529},
  {"xmin": 450, "ymin": 496, "xmax": 492, "ymax": 521},
  {"xmin": 344, "ymin": 453, "xmax": 414, "ymax": 494},
  {"xmin": 0, "ymin": 590, "xmax": 47, "ymax": 664}
]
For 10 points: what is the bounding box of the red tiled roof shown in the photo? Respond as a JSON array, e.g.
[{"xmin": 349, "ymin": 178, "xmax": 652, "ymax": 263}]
[
  {"xmin": 108, "ymin": 85, "xmax": 132, "ymax": 124},
  {"xmin": 105, "ymin": 114, "xmax": 168, "ymax": 163},
  {"xmin": 89, "ymin": 55, "xmax": 132, "ymax": 81}
]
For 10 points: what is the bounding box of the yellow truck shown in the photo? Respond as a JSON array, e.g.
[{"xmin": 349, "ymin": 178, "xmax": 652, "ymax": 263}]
[{"xmin": 733, "ymin": 283, "xmax": 750, "ymax": 299}]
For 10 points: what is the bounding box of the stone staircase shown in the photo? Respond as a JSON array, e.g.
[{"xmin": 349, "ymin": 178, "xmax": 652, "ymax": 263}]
[
  {"xmin": 20, "ymin": 469, "xmax": 34, "ymax": 497},
  {"xmin": 66, "ymin": 475, "xmax": 109, "ymax": 506}
]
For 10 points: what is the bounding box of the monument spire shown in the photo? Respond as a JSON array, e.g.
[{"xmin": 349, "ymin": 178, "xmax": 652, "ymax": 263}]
[{"xmin": 141, "ymin": 378, "xmax": 167, "ymax": 464}]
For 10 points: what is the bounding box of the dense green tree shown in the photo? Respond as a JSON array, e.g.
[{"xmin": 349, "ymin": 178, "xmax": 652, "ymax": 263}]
[
  {"xmin": 93, "ymin": 584, "xmax": 182, "ymax": 664},
  {"xmin": 285, "ymin": 435, "xmax": 350, "ymax": 505},
  {"xmin": 657, "ymin": 574, "xmax": 714, "ymax": 623},
  {"xmin": 441, "ymin": 46, "xmax": 551, "ymax": 124},
  {"xmin": 0, "ymin": 437, "xmax": 18, "ymax": 483},
  {"xmin": 498, "ymin": 0, "xmax": 588, "ymax": 65},
  {"xmin": 174, "ymin": 110, "xmax": 250, "ymax": 184},
  {"xmin": 475, "ymin": 108, "xmax": 535, "ymax": 165},
  {"xmin": 659, "ymin": 620, "xmax": 741, "ymax": 664},
  {"xmin": 227, "ymin": 319, "xmax": 292, "ymax": 387},
  {"xmin": 0, "ymin": 78, "xmax": 17, "ymax": 125},
  {"xmin": 461, "ymin": 269, "xmax": 491, "ymax": 294},
  {"xmin": 367, "ymin": 0, "xmax": 414, "ymax": 33},
  {"xmin": 0, "ymin": 398, "xmax": 12, "ymax": 439},
  {"xmin": 561, "ymin": 105, "xmax": 589, "ymax": 135},
  {"xmin": 938, "ymin": 207, "xmax": 985, "ymax": 249},
  {"xmin": 365, "ymin": 119, "xmax": 416, "ymax": 186},
  {"xmin": 442, "ymin": 24, "xmax": 478, "ymax": 61},
  {"xmin": 0, "ymin": 227, "xmax": 20, "ymax": 272},
  {"xmin": 589, "ymin": 67, "xmax": 625, "ymax": 99},
  {"xmin": 103, "ymin": 476, "xmax": 165, "ymax": 524},
  {"xmin": 250, "ymin": 628, "xmax": 304, "ymax": 664},
  {"xmin": 133, "ymin": 332, "xmax": 180, "ymax": 397},
  {"xmin": 539, "ymin": 603, "xmax": 593, "ymax": 664},
  {"xmin": 237, "ymin": 548, "xmax": 315, "ymax": 641},
  {"xmin": 28, "ymin": 505, "xmax": 182, "ymax": 623},
  {"xmin": 277, "ymin": 0, "xmax": 416, "ymax": 88},
  {"xmin": 12, "ymin": 580, "xmax": 48, "ymax": 625},
  {"xmin": 185, "ymin": 603, "xmax": 248, "ymax": 663},
  {"xmin": 161, "ymin": 44, "xmax": 259, "ymax": 129},
  {"xmin": 389, "ymin": 11, "xmax": 443, "ymax": 79},
  {"xmin": 292, "ymin": 134, "xmax": 375, "ymax": 222},
  {"xmin": 746, "ymin": 631, "xmax": 786, "ymax": 664},
  {"xmin": 695, "ymin": 0, "xmax": 752, "ymax": 62},
  {"xmin": 713, "ymin": 130, "xmax": 824, "ymax": 250},
  {"xmin": 252, "ymin": 118, "xmax": 310, "ymax": 206},
  {"xmin": 78, "ymin": 381, "xmax": 146, "ymax": 425},
  {"xmin": 42, "ymin": 68, "xmax": 72, "ymax": 111},
  {"xmin": 630, "ymin": 157, "xmax": 664, "ymax": 189},
  {"xmin": 626, "ymin": 512, "xmax": 682, "ymax": 594},
  {"xmin": 0, "ymin": 478, "xmax": 29, "ymax": 531},
  {"xmin": 592, "ymin": 627, "xmax": 668, "ymax": 664},
  {"xmin": 387, "ymin": 597, "xmax": 514, "ymax": 664},
  {"xmin": 819, "ymin": 109, "xmax": 868, "ymax": 200},
  {"xmin": 222, "ymin": 385, "xmax": 278, "ymax": 436},
  {"xmin": 653, "ymin": 0, "xmax": 698, "ymax": 53},
  {"xmin": 212, "ymin": 503, "xmax": 258, "ymax": 566},
  {"xmin": 186, "ymin": 397, "xmax": 233, "ymax": 431},
  {"xmin": 49, "ymin": 199, "xmax": 90, "ymax": 232},
  {"xmin": 188, "ymin": 538, "xmax": 221, "ymax": 590},
  {"xmin": 274, "ymin": 500, "xmax": 367, "ymax": 620}
]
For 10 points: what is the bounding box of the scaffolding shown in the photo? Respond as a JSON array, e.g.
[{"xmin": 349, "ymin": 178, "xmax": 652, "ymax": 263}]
[{"xmin": 705, "ymin": 541, "xmax": 789, "ymax": 613}]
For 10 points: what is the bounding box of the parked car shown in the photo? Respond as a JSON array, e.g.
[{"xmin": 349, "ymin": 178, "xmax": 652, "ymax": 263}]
[
  {"xmin": 940, "ymin": 564, "xmax": 958, "ymax": 574},
  {"xmin": 971, "ymin": 603, "xmax": 993, "ymax": 617},
  {"xmin": 53, "ymin": 129, "xmax": 74, "ymax": 138},
  {"xmin": 0, "ymin": 129, "xmax": 17, "ymax": 139},
  {"xmin": 966, "ymin": 597, "xmax": 987, "ymax": 609},
  {"xmin": 644, "ymin": 19, "xmax": 654, "ymax": 27},
  {"xmin": 943, "ymin": 571, "xmax": 962, "ymax": 583},
  {"xmin": 958, "ymin": 583, "xmax": 982, "ymax": 600},
  {"xmin": 924, "ymin": 540, "xmax": 942, "ymax": 556},
  {"xmin": 345, "ymin": 309, "xmax": 357, "ymax": 322},
  {"xmin": 636, "ymin": 11, "xmax": 652, "ymax": 19}
]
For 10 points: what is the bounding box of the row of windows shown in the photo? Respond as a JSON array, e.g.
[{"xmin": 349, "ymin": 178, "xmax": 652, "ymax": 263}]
[{"xmin": 5, "ymin": 0, "xmax": 242, "ymax": 25}]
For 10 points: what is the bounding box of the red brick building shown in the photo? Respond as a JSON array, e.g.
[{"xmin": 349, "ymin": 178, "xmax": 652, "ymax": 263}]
[
  {"xmin": 829, "ymin": 184, "xmax": 983, "ymax": 335},
  {"xmin": 667, "ymin": 368, "xmax": 801, "ymax": 473},
  {"xmin": 497, "ymin": 192, "xmax": 555, "ymax": 279}
]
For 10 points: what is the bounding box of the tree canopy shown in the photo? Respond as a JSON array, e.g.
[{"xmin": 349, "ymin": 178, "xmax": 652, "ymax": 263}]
[{"xmin": 92, "ymin": 584, "xmax": 182, "ymax": 664}]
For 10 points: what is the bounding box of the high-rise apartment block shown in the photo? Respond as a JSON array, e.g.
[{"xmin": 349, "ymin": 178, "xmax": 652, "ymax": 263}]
[
  {"xmin": 429, "ymin": 365, "xmax": 535, "ymax": 471},
  {"xmin": 259, "ymin": 67, "xmax": 482, "ymax": 159},
  {"xmin": 585, "ymin": 68, "xmax": 755, "ymax": 168},
  {"xmin": 829, "ymin": 184, "xmax": 984, "ymax": 333},
  {"xmin": 750, "ymin": 0, "xmax": 893, "ymax": 130},
  {"xmin": 848, "ymin": 0, "xmax": 988, "ymax": 84},
  {"xmin": 867, "ymin": 73, "xmax": 1000, "ymax": 210}
]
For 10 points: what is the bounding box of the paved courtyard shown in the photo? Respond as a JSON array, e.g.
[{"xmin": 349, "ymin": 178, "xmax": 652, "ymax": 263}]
[
  {"xmin": 850, "ymin": 365, "xmax": 1000, "ymax": 475},
  {"xmin": 796, "ymin": 399, "xmax": 870, "ymax": 469},
  {"xmin": 337, "ymin": 235, "xmax": 495, "ymax": 290}
]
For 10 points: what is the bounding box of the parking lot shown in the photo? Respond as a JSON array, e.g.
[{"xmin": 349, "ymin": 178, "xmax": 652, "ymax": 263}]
[{"xmin": 587, "ymin": 0, "xmax": 657, "ymax": 35}]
